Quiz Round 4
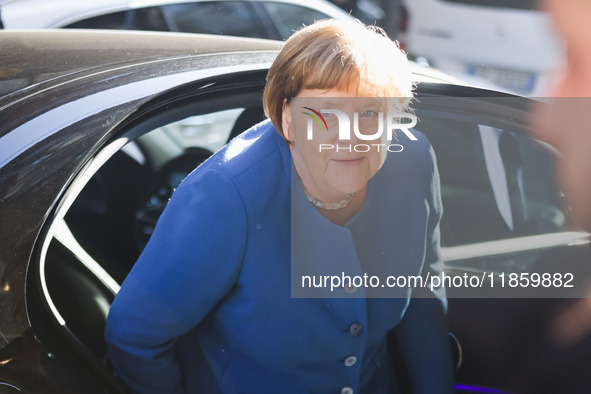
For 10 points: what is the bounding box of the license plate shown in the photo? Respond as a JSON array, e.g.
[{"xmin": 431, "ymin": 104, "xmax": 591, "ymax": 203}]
[{"xmin": 467, "ymin": 65, "xmax": 536, "ymax": 94}]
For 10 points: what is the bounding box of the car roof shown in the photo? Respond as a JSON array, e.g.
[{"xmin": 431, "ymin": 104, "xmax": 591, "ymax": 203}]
[
  {"xmin": 0, "ymin": 29, "xmax": 464, "ymax": 97},
  {"xmin": 0, "ymin": 28, "xmax": 472, "ymax": 109},
  {"xmin": 1, "ymin": 0, "xmax": 352, "ymax": 29},
  {"xmin": 0, "ymin": 29, "xmax": 282, "ymax": 100}
]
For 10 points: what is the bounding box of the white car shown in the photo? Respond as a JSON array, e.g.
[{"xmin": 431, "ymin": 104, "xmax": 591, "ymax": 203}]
[
  {"xmin": 402, "ymin": 0, "xmax": 562, "ymax": 96},
  {"xmin": 0, "ymin": 0, "xmax": 352, "ymax": 40}
]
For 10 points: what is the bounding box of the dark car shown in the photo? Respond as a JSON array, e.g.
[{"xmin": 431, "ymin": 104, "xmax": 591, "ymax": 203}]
[{"xmin": 0, "ymin": 29, "xmax": 588, "ymax": 393}]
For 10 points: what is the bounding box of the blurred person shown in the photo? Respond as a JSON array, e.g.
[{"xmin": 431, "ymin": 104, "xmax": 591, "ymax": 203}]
[
  {"xmin": 511, "ymin": 0, "xmax": 591, "ymax": 392},
  {"xmin": 105, "ymin": 19, "xmax": 454, "ymax": 394},
  {"xmin": 533, "ymin": 0, "xmax": 591, "ymax": 231}
]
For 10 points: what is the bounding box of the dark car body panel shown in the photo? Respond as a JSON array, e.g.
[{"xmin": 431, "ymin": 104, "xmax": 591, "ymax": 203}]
[{"xmin": 0, "ymin": 30, "xmax": 279, "ymax": 392}]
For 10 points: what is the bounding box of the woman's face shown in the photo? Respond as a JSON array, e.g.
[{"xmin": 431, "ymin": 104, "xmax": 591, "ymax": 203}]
[{"xmin": 282, "ymin": 87, "xmax": 387, "ymax": 203}]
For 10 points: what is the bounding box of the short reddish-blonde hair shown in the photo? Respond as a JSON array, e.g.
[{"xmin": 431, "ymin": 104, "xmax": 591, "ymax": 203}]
[{"xmin": 263, "ymin": 19, "xmax": 413, "ymax": 136}]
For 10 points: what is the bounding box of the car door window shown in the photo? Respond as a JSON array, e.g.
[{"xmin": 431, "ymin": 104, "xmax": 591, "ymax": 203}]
[
  {"xmin": 128, "ymin": 7, "xmax": 170, "ymax": 31},
  {"xmin": 64, "ymin": 11, "xmax": 127, "ymax": 29},
  {"xmin": 40, "ymin": 99, "xmax": 265, "ymax": 361},
  {"xmin": 160, "ymin": 1, "xmax": 267, "ymax": 38},
  {"xmin": 410, "ymin": 98, "xmax": 588, "ymax": 282},
  {"xmin": 440, "ymin": 0, "xmax": 539, "ymax": 10},
  {"xmin": 415, "ymin": 113, "xmax": 566, "ymax": 248},
  {"xmin": 259, "ymin": 2, "xmax": 330, "ymax": 39},
  {"xmin": 64, "ymin": 7, "xmax": 169, "ymax": 31}
]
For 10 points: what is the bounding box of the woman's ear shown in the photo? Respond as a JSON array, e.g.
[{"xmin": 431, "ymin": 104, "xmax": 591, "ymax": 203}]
[{"xmin": 281, "ymin": 98, "xmax": 292, "ymax": 142}]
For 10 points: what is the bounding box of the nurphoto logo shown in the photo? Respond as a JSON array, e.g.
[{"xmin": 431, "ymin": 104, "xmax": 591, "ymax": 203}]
[{"xmin": 302, "ymin": 106, "xmax": 418, "ymax": 153}]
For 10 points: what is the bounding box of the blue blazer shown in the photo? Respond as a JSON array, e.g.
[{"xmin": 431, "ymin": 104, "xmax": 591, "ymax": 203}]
[{"xmin": 105, "ymin": 120, "xmax": 454, "ymax": 394}]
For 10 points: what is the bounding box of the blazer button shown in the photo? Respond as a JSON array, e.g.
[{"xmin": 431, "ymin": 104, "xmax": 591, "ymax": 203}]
[
  {"xmin": 344, "ymin": 284, "xmax": 358, "ymax": 294},
  {"xmin": 349, "ymin": 322, "xmax": 363, "ymax": 336},
  {"xmin": 341, "ymin": 387, "xmax": 354, "ymax": 394},
  {"xmin": 344, "ymin": 356, "xmax": 357, "ymax": 367}
]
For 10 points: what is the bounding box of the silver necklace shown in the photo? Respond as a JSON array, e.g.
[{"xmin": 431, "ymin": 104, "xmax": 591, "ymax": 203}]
[{"xmin": 302, "ymin": 186, "xmax": 355, "ymax": 210}]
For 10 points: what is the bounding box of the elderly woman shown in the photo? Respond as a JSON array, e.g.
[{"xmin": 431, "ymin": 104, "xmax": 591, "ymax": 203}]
[{"xmin": 105, "ymin": 19, "xmax": 454, "ymax": 394}]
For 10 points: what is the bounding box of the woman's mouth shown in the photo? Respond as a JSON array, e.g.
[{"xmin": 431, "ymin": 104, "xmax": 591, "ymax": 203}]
[{"xmin": 332, "ymin": 157, "xmax": 364, "ymax": 166}]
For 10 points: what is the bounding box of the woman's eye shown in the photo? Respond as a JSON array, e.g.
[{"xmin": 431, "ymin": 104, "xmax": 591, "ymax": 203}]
[
  {"xmin": 361, "ymin": 110, "xmax": 378, "ymax": 118},
  {"xmin": 321, "ymin": 112, "xmax": 336, "ymax": 119}
]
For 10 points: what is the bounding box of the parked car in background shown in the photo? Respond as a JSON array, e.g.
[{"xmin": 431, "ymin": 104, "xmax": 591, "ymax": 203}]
[
  {"xmin": 0, "ymin": 29, "xmax": 588, "ymax": 393},
  {"xmin": 0, "ymin": 0, "xmax": 352, "ymax": 40},
  {"xmin": 402, "ymin": 0, "xmax": 563, "ymax": 96}
]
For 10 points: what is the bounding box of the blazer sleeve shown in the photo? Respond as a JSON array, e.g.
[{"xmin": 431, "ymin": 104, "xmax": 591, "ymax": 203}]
[
  {"xmin": 105, "ymin": 169, "xmax": 247, "ymax": 394},
  {"xmin": 394, "ymin": 144, "xmax": 456, "ymax": 394}
]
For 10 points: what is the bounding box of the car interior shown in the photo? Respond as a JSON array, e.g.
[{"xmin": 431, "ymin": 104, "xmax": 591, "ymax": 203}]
[{"xmin": 29, "ymin": 76, "xmax": 585, "ymax": 392}]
